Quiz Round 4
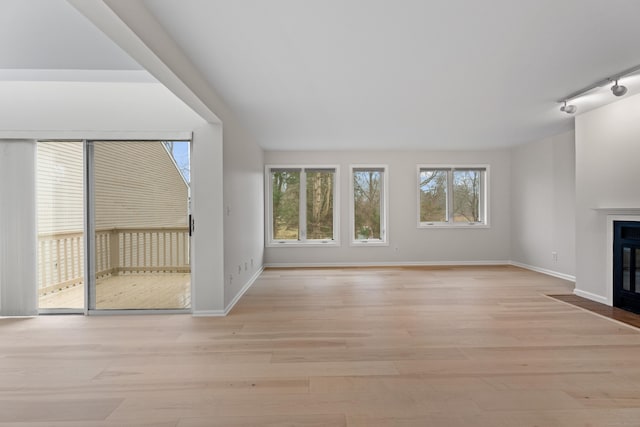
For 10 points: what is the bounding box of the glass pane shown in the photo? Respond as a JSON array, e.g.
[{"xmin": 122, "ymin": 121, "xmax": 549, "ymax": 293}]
[
  {"xmin": 419, "ymin": 170, "xmax": 447, "ymax": 222},
  {"xmin": 93, "ymin": 141, "xmax": 191, "ymax": 310},
  {"xmin": 623, "ymin": 247, "xmax": 631, "ymax": 291},
  {"xmin": 37, "ymin": 141, "xmax": 85, "ymax": 309},
  {"xmin": 306, "ymin": 171, "xmax": 334, "ymax": 239},
  {"xmin": 453, "ymin": 170, "xmax": 482, "ymax": 223},
  {"xmin": 272, "ymin": 170, "xmax": 300, "ymax": 240},
  {"xmin": 353, "ymin": 170, "xmax": 382, "ymax": 240}
]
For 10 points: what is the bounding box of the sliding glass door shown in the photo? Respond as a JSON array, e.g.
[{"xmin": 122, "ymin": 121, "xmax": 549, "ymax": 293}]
[
  {"xmin": 36, "ymin": 141, "xmax": 85, "ymax": 311},
  {"xmin": 90, "ymin": 140, "xmax": 191, "ymax": 310},
  {"xmin": 36, "ymin": 139, "xmax": 191, "ymax": 313}
]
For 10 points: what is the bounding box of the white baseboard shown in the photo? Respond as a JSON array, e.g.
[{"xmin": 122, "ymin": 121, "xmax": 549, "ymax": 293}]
[
  {"xmin": 573, "ymin": 288, "xmax": 609, "ymax": 305},
  {"xmin": 509, "ymin": 261, "xmax": 576, "ymax": 282},
  {"xmin": 191, "ymin": 267, "xmax": 264, "ymax": 317},
  {"xmin": 192, "ymin": 309, "xmax": 226, "ymax": 317},
  {"xmin": 224, "ymin": 266, "xmax": 264, "ymax": 315},
  {"xmin": 265, "ymin": 260, "xmax": 511, "ymax": 268}
]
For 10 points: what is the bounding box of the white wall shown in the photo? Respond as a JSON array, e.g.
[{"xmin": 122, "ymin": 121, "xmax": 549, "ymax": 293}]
[
  {"xmin": 510, "ymin": 131, "xmax": 575, "ymax": 279},
  {"xmin": 264, "ymin": 150, "xmax": 511, "ymax": 266},
  {"xmin": 575, "ymin": 92, "xmax": 640, "ymax": 303},
  {"xmin": 222, "ymin": 120, "xmax": 264, "ymax": 308},
  {"xmin": 190, "ymin": 123, "xmax": 225, "ymax": 313}
]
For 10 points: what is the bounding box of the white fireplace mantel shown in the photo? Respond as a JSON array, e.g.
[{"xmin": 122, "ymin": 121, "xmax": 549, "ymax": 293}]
[{"xmin": 593, "ymin": 207, "xmax": 640, "ymax": 213}]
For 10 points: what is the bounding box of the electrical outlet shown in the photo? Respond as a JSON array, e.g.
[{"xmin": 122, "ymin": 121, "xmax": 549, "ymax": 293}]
[
  {"xmin": 552, "ymin": 251, "xmax": 558, "ymax": 262},
  {"xmin": 244, "ymin": 262, "xmax": 248, "ymax": 271}
]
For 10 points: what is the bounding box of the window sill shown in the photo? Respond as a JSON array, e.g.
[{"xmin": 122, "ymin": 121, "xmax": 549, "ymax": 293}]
[
  {"xmin": 266, "ymin": 241, "xmax": 340, "ymax": 248},
  {"xmin": 350, "ymin": 240, "xmax": 389, "ymax": 247},
  {"xmin": 418, "ymin": 222, "xmax": 490, "ymax": 229}
]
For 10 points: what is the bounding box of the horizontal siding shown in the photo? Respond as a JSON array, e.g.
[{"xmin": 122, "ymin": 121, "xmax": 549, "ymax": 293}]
[
  {"xmin": 94, "ymin": 141, "xmax": 188, "ymax": 229},
  {"xmin": 36, "ymin": 141, "xmax": 84, "ymax": 234},
  {"xmin": 36, "ymin": 141, "xmax": 188, "ymax": 234}
]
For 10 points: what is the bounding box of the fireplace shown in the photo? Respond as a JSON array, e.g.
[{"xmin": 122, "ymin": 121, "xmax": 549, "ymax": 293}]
[{"xmin": 613, "ymin": 221, "xmax": 640, "ymax": 313}]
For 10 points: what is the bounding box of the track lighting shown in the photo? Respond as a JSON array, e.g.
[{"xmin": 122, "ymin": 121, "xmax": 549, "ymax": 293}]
[
  {"xmin": 560, "ymin": 101, "xmax": 576, "ymax": 114},
  {"xmin": 610, "ymin": 79, "xmax": 628, "ymax": 97},
  {"xmin": 557, "ymin": 63, "xmax": 640, "ymax": 114}
]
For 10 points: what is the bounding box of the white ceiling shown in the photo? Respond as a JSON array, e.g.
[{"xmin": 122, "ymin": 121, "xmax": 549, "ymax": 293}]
[
  {"xmin": 0, "ymin": 0, "xmax": 141, "ymax": 71},
  {"xmin": 5, "ymin": 0, "xmax": 640, "ymax": 151}
]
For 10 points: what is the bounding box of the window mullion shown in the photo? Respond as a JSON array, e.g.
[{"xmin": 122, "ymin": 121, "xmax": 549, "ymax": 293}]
[
  {"xmin": 299, "ymin": 170, "xmax": 307, "ymax": 241},
  {"xmin": 479, "ymin": 172, "xmax": 485, "ymax": 222},
  {"xmin": 447, "ymin": 169, "xmax": 453, "ymax": 223},
  {"xmin": 380, "ymin": 171, "xmax": 385, "ymax": 238}
]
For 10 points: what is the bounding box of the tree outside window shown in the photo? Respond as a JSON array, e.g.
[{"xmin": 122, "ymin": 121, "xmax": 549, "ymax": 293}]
[
  {"xmin": 272, "ymin": 170, "xmax": 300, "ymax": 240},
  {"xmin": 419, "ymin": 169, "xmax": 447, "ymax": 222},
  {"xmin": 351, "ymin": 166, "xmax": 387, "ymax": 243},
  {"xmin": 306, "ymin": 170, "xmax": 334, "ymax": 240},
  {"xmin": 418, "ymin": 166, "xmax": 486, "ymax": 226},
  {"xmin": 268, "ymin": 167, "xmax": 337, "ymax": 244},
  {"xmin": 452, "ymin": 170, "xmax": 481, "ymax": 223}
]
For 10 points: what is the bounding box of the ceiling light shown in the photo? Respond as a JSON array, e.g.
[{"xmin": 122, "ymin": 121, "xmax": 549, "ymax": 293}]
[
  {"xmin": 611, "ymin": 79, "xmax": 628, "ymax": 97},
  {"xmin": 560, "ymin": 101, "xmax": 576, "ymax": 114},
  {"xmin": 557, "ymin": 63, "xmax": 640, "ymax": 113}
]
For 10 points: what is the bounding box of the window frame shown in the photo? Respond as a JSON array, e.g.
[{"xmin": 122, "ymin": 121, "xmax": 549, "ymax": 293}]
[
  {"xmin": 349, "ymin": 164, "xmax": 389, "ymax": 246},
  {"xmin": 265, "ymin": 165, "xmax": 340, "ymax": 247},
  {"xmin": 416, "ymin": 164, "xmax": 490, "ymax": 228}
]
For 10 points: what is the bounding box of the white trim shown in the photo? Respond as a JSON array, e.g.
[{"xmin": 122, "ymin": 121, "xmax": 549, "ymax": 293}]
[
  {"xmin": 416, "ymin": 164, "xmax": 490, "ymax": 228},
  {"xmin": 593, "ymin": 207, "xmax": 640, "ymax": 213},
  {"xmin": 509, "ymin": 261, "xmax": 576, "ymax": 282},
  {"xmin": 192, "ymin": 309, "xmax": 226, "ymax": 317},
  {"xmin": 2, "ymin": 130, "xmax": 193, "ymax": 141},
  {"xmin": 265, "ymin": 165, "xmax": 340, "ymax": 247},
  {"xmin": 0, "ymin": 69, "xmax": 158, "ymax": 83},
  {"xmin": 38, "ymin": 308, "xmax": 85, "ymax": 315},
  {"xmin": 573, "ymin": 288, "xmax": 609, "ymax": 305},
  {"xmin": 223, "ymin": 267, "xmax": 264, "ymax": 315},
  {"xmin": 265, "ymin": 260, "xmax": 510, "ymax": 268},
  {"xmin": 417, "ymin": 223, "xmax": 491, "ymax": 229},
  {"xmin": 87, "ymin": 309, "xmax": 191, "ymax": 316},
  {"xmin": 349, "ymin": 164, "xmax": 389, "ymax": 245},
  {"xmin": 192, "ymin": 267, "xmax": 264, "ymax": 317},
  {"xmin": 349, "ymin": 240, "xmax": 389, "ymax": 247},
  {"xmin": 268, "ymin": 241, "xmax": 339, "ymax": 248},
  {"xmin": 68, "ymin": 0, "xmax": 222, "ymax": 124}
]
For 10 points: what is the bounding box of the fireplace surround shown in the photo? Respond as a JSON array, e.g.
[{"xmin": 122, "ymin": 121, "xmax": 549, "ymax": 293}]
[{"xmin": 613, "ymin": 220, "xmax": 640, "ymax": 313}]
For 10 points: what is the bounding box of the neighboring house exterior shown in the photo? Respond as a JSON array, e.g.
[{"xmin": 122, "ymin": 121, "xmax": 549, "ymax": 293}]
[{"xmin": 36, "ymin": 141, "xmax": 189, "ymax": 292}]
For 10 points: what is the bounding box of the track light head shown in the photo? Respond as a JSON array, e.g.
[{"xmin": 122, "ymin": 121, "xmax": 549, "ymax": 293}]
[
  {"xmin": 560, "ymin": 101, "xmax": 577, "ymax": 114},
  {"xmin": 611, "ymin": 79, "xmax": 628, "ymax": 97}
]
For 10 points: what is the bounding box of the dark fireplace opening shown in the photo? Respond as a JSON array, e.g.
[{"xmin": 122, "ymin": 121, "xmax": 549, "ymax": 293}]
[{"xmin": 613, "ymin": 221, "xmax": 640, "ymax": 314}]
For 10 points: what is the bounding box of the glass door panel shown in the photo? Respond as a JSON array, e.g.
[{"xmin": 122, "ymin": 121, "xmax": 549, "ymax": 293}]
[
  {"xmin": 91, "ymin": 140, "xmax": 191, "ymax": 310},
  {"xmin": 36, "ymin": 141, "xmax": 85, "ymax": 310}
]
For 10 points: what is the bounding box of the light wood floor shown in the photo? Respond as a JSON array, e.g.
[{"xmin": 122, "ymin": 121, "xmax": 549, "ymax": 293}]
[
  {"xmin": 3, "ymin": 266, "xmax": 640, "ymax": 426},
  {"xmin": 38, "ymin": 273, "xmax": 191, "ymax": 310}
]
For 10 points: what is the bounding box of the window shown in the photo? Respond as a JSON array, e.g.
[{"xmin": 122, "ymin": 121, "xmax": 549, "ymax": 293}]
[
  {"xmin": 350, "ymin": 165, "xmax": 388, "ymax": 244},
  {"xmin": 267, "ymin": 166, "xmax": 338, "ymax": 245},
  {"xmin": 418, "ymin": 166, "xmax": 488, "ymax": 227}
]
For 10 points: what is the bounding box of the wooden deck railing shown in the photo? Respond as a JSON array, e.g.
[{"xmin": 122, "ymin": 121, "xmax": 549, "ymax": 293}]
[{"xmin": 38, "ymin": 227, "xmax": 190, "ymax": 294}]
